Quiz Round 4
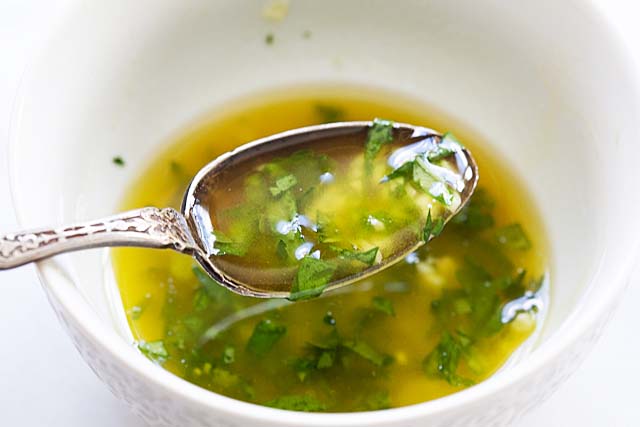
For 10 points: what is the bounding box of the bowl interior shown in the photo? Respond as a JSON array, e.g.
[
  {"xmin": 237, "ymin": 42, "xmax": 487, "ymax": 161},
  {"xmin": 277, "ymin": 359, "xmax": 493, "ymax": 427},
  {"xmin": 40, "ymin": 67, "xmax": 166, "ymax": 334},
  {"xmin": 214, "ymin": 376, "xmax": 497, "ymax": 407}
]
[{"xmin": 10, "ymin": 0, "xmax": 640, "ymax": 417}]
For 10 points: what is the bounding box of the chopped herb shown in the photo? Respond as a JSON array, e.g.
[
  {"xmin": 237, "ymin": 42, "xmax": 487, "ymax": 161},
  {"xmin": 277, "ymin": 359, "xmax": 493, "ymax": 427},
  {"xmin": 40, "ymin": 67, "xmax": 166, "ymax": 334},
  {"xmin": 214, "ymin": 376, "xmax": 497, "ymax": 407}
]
[
  {"xmin": 316, "ymin": 351, "xmax": 334, "ymax": 369},
  {"xmin": 112, "ymin": 156, "xmax": 125, "ymax": 167},
  {"xmin": 302, "ymin": 30, "xmax": 312, "ymax": 39},
  {"xmin": 495, "ymin": 223, "xmax": 531, "ymax": 250},
  {"xmin": 276, "ymin": 239, "xmax": 289, "ymax": 261},
  {"xmin": 357, "ymin": 390, "xmax": 391, "ymax": 411},
  {"xmin": 223, "ymin": 345, "xmax": 236, "ymax": 364},
  {"xmin": 267, "ymin": 394, "xmax": 326, "ymax": 412},
  {"xmin": 192, "ymin": 265, "xmax": 228, "ymax": 301},
  {"xmin": 427, "ymin": 132, "xmax": 461, "ymax": 162},
  {"xmin": 292, "ymin": 357, "xmax": 316, "ymax": 382},
  {"xmin": 372, "ymin": 296, "xmax": 395, "ymax": 316},
  {"xmin": 246, "ymin": 319, "xmax": 287, "ymax": 356},
  {"xmin": 427, "ymin": 146, "xmax": 456, "ymax": 162},
  {"xmin": 270, "ymin": 174, "xmax": 298, "ymax": 196},
  {"xmin": 423, "ymin": 209, "xmax": 445, "ymax": 241},
  {"xmin": 423, "ymin": 332, "xmax": 473, "ymax": 387},
  {"xmin": 289, "ymin": 256, "xmax": 337, "ymax": 301},
  {"xmin": 212, "ymin": 231, "xmax": 248, "ymax": 256},
  {"xmin": 330, "ymin": 245, "xmax": 379, "ymax": 266},
  {"xmin": 138, "ymin": 340, "xmax": 168, "ymax": 364},
  {"xmin": 342, "ymin": 340, "xmax": 392, "ymax": 367},
  {"xmin": 265, "ymin": 33, "xmax": 275, "ymax": 44},
  {"xmin": 314, "ymin": 104, "xmax": 345, "ymax": 123},
  {"xmin": 385, "ymin": 161, "xmax": 414, "ymax": 181},
  {"xmin": 451, "ymin": 188, "xmax": 495, "ymax": 231},
  {"xmin": 364, "ymin": 118, "xmax": 394, "ymax": 165}
]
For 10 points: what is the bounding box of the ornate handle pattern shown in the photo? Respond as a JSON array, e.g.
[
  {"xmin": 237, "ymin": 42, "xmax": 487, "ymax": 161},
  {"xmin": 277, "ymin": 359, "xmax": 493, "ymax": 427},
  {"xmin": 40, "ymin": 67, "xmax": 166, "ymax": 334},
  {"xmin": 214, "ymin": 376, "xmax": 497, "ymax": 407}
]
[{"xmin": 0, "ymin": 207, "xmax": 198, "ymax": 270}]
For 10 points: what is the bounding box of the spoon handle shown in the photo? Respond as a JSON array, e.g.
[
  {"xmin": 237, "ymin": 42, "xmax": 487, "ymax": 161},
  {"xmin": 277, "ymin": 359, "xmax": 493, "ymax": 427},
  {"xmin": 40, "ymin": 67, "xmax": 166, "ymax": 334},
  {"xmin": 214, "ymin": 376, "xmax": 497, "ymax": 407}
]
[{"xmin": 0, "ymin": 207, "xmax": 197, "ymax": 270}]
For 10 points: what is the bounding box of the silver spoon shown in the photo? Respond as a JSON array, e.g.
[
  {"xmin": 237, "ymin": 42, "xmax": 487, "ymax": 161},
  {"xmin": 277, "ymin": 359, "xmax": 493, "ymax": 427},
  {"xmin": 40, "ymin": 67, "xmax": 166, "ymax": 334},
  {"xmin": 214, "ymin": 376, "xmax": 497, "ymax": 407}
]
[{"xmin": 0, "ymin": 121, "xmax": 478, "ymax": 298}]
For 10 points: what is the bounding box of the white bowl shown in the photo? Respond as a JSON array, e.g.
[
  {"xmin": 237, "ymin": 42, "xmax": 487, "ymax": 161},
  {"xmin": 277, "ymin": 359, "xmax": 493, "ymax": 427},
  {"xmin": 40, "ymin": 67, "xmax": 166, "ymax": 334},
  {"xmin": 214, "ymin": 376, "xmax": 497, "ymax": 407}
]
[{"xmin": 9, "ymin": 1, "xmax": 640, "ymax": 426}]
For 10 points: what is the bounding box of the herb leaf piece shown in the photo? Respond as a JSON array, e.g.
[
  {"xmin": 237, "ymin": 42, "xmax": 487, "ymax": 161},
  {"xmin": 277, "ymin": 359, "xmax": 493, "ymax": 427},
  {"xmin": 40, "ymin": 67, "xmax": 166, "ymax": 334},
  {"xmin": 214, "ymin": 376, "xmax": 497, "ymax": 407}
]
[
  {"xmin": 138, "ymin": 340, "xmax": 168, "ymax": 364},
  {"xmin": 365, "ymin": 118, "xmax": 394, "ymax": 164},
  {"xmin": 270, "ymin": 174, "xmax": 298, "ymax": 196},
  {"xmin": 495, "ymin": 223, "xmax": 531, "ymax": 250},
  {"xmin": 315, "ymin": 104, "xmax": 345, "ymax": 123},
  {"xmin": 112, "ymin": 156, "xmax": 125, "ymax": 167},
  {"xmin": 289, "ymin": 256, "xmax": 337, "ymax": 301},
  {"xmin": 423, "ymin": 332, "xmax": 473, "ymax": 387},
  {"xmin": 246, "ymin": 319, "xmax": 287, "ymax": 356},
  {"xmin": 330, "ymin": 245, "xmax": 379, "ymax": 266},
  {"xmin": 423, "ymin": 209, "xmax": 445, "ymax": 241},
  {"xmin": 372, "ymin": 296, "xmax": 395, "ymax": 316},
  {"xmin": 267, "ymin": 394, "xmax": 326, "ymax": 412},
  {"xmin": 342, "ymin": 340, "xmax": 392, "ymax": 367}
]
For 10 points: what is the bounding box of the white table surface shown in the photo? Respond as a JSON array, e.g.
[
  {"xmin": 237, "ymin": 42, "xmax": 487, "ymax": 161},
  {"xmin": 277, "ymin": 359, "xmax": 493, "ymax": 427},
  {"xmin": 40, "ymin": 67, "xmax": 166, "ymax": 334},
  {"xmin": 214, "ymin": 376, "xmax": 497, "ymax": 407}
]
[{"xmin": 1, "ymin": 1, "xmax": 639, "ymax": 425}]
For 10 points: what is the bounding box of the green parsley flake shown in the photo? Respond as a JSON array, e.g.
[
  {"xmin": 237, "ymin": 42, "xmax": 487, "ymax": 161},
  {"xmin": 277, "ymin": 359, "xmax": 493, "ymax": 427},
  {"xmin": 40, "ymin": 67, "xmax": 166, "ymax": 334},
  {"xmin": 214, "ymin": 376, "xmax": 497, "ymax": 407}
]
[
  {"xmin": 495, "ymin": 223, "xmax": 531, "ymax": 250},
  {"xmin": 423, "ymin": 332, "xmax": 473, "ymax": 387},
  {"xmin": 330, "ymin": 246, "xmax": 379, "ymax": 266},
  {"xmin": 372, "ymin": 296, "xmax": 395, "ymax": 316},
  {"xmin": 112, "ymin": 156, "xmax": 125, "ymax": 167},
  {"xmin": 314, "ymin": 104, "xmax": 345, "ymax": 123},
  {"xmin": 364, "ymin": 118, "xmax": 394, "ymax": 165},
  {"xmin": 289, "ymin": 256, "xmax": 337, "ymax": 301},
  {"xmin": 138, "ymin": 340, "xmax": 168, "ymax": 364},
  {"xmin": 423, "ymin": 209, "xmax": 445, "ymax": 241},
  {"xmin": 246, "ymin": 319, "xmax": 287, "ymax": 356},
  {"xmin": 342, "ymin": 340, "xmax": 392, "ymax": 367},
  {"xmin": 265, "ymin": 33, "xmax": 275, "ymax": 44},
  {"xmin": 267, "ymin": 394, "xmax": 326, "ymax": 412},
  {"xmin": 270, "ymin": 174, "xmax": 298, "ymax": 196}
]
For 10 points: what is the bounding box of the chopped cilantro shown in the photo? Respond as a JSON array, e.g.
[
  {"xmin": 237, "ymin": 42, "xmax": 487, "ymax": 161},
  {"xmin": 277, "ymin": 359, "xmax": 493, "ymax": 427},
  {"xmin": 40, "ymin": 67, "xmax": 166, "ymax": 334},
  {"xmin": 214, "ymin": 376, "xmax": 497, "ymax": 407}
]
[
  {"xmin": 451, "ymin": 188, "xmax": 495, "ymax": 231},
  {"xmin": 276, "ymin": 239, "xmax": 289, "ymax": 261},
  {"xmin": 270, "ymin": 174, "xmax": 298, "ymax": 196},
  {"xmin": 364, "ymin": 118, "xmax": 394, "ymax": 165},
  {"xmin": 223, "ymin": 345, "xmax": 236, "ymax": 364},
  {"xmin": 423, "ymin": 332, "xmax": 473, "ymax": 387},
  {"xmin": 267, "ymin": 394, "xmax": 326, "ymax": 412},
  {"xmin": 212, "ymin": 231, "xmax": 248, "ymax": 256},
  {"xmin": 372, "ymin": 296, "xmax": 395, "ymax": 316},
  {"xmin": 265, "ymin": 33, "xmax": 274, "ymax": 44},
  {"xmin": 330, "ymin": 245, "xmax": 379, "ymax": 266},
  {"xmin": 427, "ymin": 146, "xmax": 456, "ymax": 162},
  {"xmin": 138, "ymin": 340, "xmax": 168, "ymax": 364},
  {"xmin": 342, "ymin": 340, "xmax": 392, "ymax": 367},
  {"xmin": 385, "ymin": 161, "xmax": 414, "ymax": 180},
  {"xmin": 495, "ymin": 223, "xmax": 531, "ymax": 250},
  {"xmin": 112, "ymin": 156, "xmax": 125, "ymax": 167},
  {"xmin": 314, "ymin": 104, "xmax": 345, "ymax": 123},
  {"xmin": 427, "ymin": 132, "xmax": 461, "ymax": 162},
  {"xmin": 246, "ymin": 319, "xmax": 287, "ymax": 356},
  {"xmin": 423, "ymin": 209, "xmax": 445, "ymax": 241},
  {"xmin": 316, "ymin": 351, "xmax": 334, "ymax": 369},
  {"xmin": 289, "ymin": 256, "xmax": 337, "ymax": 301},
  {"xmin": 292, "ymin": 357, "xmax": 316, "ymax": 382},
  {"xmin": 357, "ymin": 390, "xmax": 391, "ymax": 411}
]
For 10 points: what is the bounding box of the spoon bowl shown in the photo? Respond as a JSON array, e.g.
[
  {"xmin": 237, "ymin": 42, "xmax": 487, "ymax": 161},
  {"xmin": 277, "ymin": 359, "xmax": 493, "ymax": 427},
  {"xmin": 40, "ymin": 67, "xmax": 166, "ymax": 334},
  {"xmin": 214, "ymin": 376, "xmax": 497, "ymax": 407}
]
[{"xmin": 183, "ymin": 121, "xmax": 478, "ymax": 297}]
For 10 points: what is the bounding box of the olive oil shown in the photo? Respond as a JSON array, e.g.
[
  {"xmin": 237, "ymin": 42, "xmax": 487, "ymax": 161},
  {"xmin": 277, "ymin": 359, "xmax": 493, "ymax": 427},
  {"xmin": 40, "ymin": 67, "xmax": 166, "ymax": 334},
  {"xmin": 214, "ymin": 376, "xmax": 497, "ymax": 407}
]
[{"xmin": 113, "ymin": 85, "xmax": 548, "ymax": 412}]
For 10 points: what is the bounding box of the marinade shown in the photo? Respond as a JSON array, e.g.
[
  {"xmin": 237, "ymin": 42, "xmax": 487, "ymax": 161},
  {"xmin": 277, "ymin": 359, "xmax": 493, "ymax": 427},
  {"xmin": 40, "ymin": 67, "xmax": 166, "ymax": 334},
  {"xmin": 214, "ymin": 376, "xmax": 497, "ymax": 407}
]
[{"xmin": 113, "ymin": 86, "xmax": 548, "ymax": 412}]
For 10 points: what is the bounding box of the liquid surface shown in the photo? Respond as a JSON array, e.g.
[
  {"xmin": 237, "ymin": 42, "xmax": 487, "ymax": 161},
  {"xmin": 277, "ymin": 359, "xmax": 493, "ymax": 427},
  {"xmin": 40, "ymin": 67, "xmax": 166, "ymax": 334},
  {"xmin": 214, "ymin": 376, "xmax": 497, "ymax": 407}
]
[
  {"xmin": 197, "ymin": 122, "xmax": 474, "ymax": 297},
  {"xmin": 113, "ymin": 86, "xmax": 548, "ymax": 412}
]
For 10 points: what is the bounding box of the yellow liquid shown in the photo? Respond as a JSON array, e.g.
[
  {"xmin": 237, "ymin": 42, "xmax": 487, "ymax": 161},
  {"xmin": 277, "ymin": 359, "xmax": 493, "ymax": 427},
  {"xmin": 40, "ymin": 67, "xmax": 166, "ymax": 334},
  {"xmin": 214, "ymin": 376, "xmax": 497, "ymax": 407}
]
[{"xmin": 113, "ymin": 85, "xmax": 548, "ymax": 411}]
